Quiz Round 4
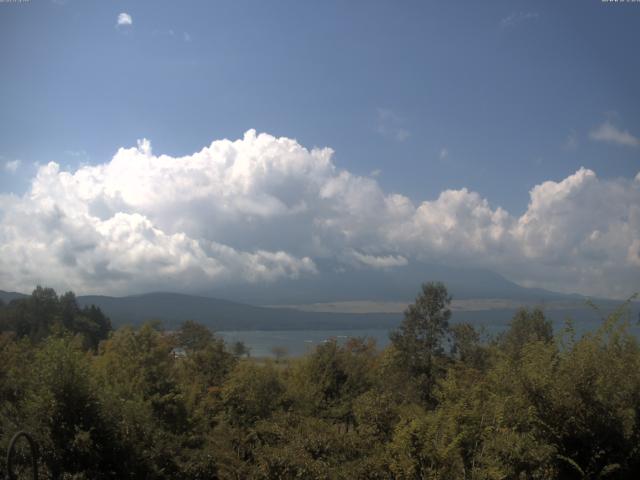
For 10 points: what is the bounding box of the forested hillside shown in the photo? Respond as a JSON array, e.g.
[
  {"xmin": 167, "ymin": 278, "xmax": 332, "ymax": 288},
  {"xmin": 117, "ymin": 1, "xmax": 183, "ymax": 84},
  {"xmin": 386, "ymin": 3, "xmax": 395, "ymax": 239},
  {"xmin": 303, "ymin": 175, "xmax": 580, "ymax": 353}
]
[{"xmin": 1, "ymin": 285, "xmax": 639, "ymax": 479}]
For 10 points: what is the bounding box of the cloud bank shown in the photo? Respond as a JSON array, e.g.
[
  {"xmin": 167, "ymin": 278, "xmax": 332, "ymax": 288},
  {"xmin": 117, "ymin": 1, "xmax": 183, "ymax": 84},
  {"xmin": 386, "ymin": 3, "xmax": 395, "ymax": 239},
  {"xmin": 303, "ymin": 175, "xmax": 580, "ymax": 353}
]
[{"xmin": 0, "ymin": 130, "xmax": 638, "ymax": 298}]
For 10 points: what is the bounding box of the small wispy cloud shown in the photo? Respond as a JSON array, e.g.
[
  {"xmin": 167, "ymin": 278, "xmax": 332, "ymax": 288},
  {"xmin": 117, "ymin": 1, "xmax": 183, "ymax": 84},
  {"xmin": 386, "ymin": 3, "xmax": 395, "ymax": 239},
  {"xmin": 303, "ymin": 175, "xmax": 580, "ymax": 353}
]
[
  {"xmin": 117, "ymin": 12, "xmax": 133, "ymax": 28},
  {"xmin": 395, "ymin": 130, "xmax": 410, "ymax": 142},
  {"xmin": 590, "ymin": 121, "xmax": 640, "ymax": 148},
  {"xmin": 439, "ymin": 147, "xmax": 449, "ymax": 160},
  {"xmin": 352, "ymin": 251, "xmax": 408, "ymax": 269},
  {"xmin": 564, "ymin": 130, "xmax": 579, "ymax": 150},
  {"xmin": 376, "ymin": 108, "xmax": 410, "ymax": 142},
  {"xmin": 152, "ymin": 29, "xmax": 192, "ymax": 43},
  {"xmin": 501, "ymin": 12, "xmax": 539, "ymax": 28},
  {"xmin": 4, "ymin": 159, "xmax": 21, "ymax": 173},
  {"xmin": 64, "ymin": 149, "xmax": 88, "ymax": 158}
]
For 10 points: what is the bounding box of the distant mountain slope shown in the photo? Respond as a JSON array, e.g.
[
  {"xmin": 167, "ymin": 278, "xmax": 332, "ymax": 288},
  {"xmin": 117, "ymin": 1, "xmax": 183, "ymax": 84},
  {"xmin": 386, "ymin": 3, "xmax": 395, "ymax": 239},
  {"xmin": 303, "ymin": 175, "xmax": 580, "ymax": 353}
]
[
  {"xmin": 77, "ymin": 292, "xmax": 636, "ymax": 334},
  {"xmin": 4, "ymin": 287, "xmax": 634, "ymax": 333},
  {"xmin": 5, "ymin": 263, "xmax": 624, "ymax": 333},
  {"xmin": 205, "ymin": 260, "xmax": 584, "ymax": 305},
  {"xmin": 2, "ymin": 263, "xmax": 586, "ymax": 311},
  {"xmin": 0, "ymin": 290, "xmax": 28, "ymax": 304},
  {"xmin": 76, "ymin": 292, "xmax": 401, "ymax": 331}
]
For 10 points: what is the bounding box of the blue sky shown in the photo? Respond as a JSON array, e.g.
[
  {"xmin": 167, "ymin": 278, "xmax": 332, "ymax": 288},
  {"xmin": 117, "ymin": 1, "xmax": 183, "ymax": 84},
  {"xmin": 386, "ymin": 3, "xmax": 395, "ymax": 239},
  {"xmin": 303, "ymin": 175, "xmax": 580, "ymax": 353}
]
[
  {"xmin": 2, "ymin": 0, "xmax": 638, "ymax": 211},
  {"xmin": 0, "ymin": 0, "xmax": 639, "ymax": 298}
]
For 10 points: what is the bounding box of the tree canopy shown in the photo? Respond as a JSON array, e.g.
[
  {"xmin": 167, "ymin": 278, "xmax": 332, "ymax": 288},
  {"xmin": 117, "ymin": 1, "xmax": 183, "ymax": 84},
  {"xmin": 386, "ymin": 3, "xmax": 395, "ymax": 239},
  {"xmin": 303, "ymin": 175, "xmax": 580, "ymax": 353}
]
[{"xmin": 1, "ymin": 285, "xmax": 640, "ymax": 479}]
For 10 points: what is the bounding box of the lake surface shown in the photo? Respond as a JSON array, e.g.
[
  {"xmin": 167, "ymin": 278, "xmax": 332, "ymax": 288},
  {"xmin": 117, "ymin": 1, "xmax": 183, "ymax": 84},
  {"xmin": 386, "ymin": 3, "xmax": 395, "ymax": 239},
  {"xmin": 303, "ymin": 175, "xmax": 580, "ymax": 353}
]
[
  {"xmin": 219, "ymin": 304, "xmax": 640, "ymax": 357},
  {"xmin": 219, "ymin": 329, "xmax": 393, "ymax": 357}
]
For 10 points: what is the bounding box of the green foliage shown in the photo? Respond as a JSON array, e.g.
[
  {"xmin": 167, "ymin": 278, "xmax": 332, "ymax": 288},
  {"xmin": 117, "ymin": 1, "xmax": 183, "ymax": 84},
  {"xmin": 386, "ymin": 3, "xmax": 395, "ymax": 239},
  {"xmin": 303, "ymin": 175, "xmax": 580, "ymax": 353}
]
[
  {"xmin": 288, "ymin": 337, "xmax": 377, "ymax": 426},
  {"xmin": 231, "ymin": 340, "xmax": 250, "ymax": 358},
  {"xmin": 176, "ymin": 320, "xmax": 214, "ymax": 351},
  {"xmin": 498, "ymin": 306, "xmax": 553, "ymax": 356},
  {"xmin": 1, "ymin": 285, "xmax": 640, "ymax": 479},
  {"xmin": 390, "ymin": 281, "xmax": 452, "ymax": 406},
  {"xmin": 0, "ymin": 286, "xmax": 112, "ymax": 349},
  {"xmin": 222, "ymin": 361, "xmax": 284, "ymax": 428},
  {"xmin": 0, "ymin": 334, "xmax": 124, "ymax": 479},
  {"xmin": 450, "ymin": 322, "xmax": 489, "ymax": 369}
]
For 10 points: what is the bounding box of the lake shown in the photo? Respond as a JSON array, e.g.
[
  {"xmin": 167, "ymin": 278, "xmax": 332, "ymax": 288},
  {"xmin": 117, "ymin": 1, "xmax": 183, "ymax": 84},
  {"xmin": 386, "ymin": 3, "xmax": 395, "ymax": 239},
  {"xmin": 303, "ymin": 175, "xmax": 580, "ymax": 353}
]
[{"xmin": 219, "ymin": 304, "xmax": 640, "ymax": 357}]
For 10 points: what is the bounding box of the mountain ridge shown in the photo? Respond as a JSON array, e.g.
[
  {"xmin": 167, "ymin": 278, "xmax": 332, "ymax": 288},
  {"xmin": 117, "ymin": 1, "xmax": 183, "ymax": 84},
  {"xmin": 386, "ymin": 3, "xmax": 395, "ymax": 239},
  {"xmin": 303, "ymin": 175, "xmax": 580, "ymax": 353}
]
[{"xmin": 3, "ymin": 263, "xmax": 630, "ymax": 332}]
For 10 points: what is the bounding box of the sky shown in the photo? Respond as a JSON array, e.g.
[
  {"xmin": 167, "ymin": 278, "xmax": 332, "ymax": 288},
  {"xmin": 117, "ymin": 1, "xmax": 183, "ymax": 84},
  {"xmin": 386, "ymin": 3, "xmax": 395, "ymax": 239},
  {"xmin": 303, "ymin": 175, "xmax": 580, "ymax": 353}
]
[{"xmin": 0, "ymin": 0, "xmax": 639, "ymax": 299}]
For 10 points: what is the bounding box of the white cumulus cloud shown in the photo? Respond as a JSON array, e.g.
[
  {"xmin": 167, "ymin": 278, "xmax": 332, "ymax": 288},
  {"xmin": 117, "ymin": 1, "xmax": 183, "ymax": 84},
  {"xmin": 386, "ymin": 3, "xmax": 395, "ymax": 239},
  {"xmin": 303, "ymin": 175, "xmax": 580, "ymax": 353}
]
[{"xmin": 0, "ymin": 130, "xmax": 638, "ymax": 298}]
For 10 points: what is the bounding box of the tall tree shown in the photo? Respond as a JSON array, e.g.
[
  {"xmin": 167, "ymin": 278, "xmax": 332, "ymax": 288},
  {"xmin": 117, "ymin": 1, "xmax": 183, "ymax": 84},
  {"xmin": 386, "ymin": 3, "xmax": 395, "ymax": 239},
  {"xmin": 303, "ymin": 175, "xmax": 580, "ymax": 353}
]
[
  {"xmin": 176, "ymin": 320, "xmax": 214, "ymax": 351},
  {"xmin": 499, "ymin": 307, "xmax": 553, "ymax": 356},
  {"xmin": 390, "ymin": 281, "xmax": 452, "ymax": 406}
]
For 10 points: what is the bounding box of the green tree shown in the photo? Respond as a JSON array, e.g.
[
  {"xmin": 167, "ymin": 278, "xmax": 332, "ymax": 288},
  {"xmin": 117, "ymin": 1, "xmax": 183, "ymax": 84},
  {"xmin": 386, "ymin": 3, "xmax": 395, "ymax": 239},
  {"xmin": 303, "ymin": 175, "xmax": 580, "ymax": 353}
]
[
  {"xmin": 451, "ymin": 322, "xmax": 488, "ymax": 369},
  {"xmin": 288, "ymin": 338, "xmax": 376, "ymax": 428},
  {"xmin": 217, "ymin": 361, "xmax": 285, "ymax": 478},
  {"xmin": 0, "ymin": 287, "xmax": 111, "ymax": 348},
  {"xmin": 92, "ymin": 323, "xmax": 187, "ymax": 478},
  {"xmin": 15, "ymin": 335, "xmax": 123, "ymax": 479},
  {"xmin": 176, "ymin": 320, "xmax": 214, "ymax": 352},
  {"xmin": 221, "ymin": 361, "xmax": 284, "ymax": 429},
  {"xmin": 390, "ymin": 281, "xmax": 452, "ymax": 406},
  {"xmin": 231, "ymin": 340, "xmax": 250, "ymax": 358},
  {"xmin": 499, "ymin": 307, "xmax": 553, "ymax": 356}
]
